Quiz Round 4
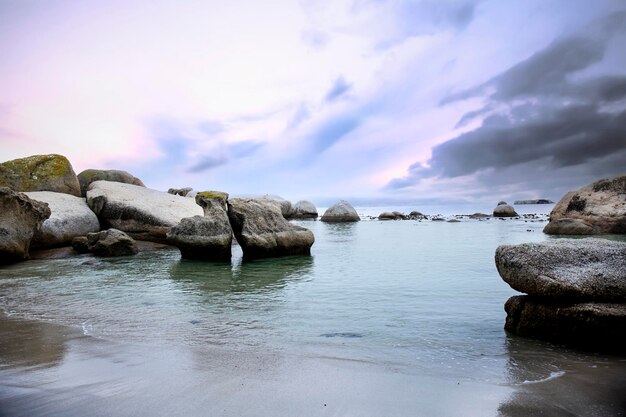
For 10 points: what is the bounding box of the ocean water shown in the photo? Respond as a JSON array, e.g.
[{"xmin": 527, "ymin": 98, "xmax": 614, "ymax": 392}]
[{"xmin": 1, "ymin": 206, "xmax": 625, "ymax": 416}]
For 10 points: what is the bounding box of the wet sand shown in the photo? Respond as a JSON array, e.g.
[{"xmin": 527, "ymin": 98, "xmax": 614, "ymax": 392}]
[{"xmin": 1, "ymin": 314, "xmax": 625, "ymax": 417}]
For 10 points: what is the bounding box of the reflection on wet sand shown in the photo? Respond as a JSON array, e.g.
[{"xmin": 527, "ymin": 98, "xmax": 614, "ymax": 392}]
[
  {"xmin": 0, "ymin": 315, "xmax": 69, "ymax": 369},
  {"xmin": 498, "ymin": 335, "xmax": 626, "ymax": 417}
]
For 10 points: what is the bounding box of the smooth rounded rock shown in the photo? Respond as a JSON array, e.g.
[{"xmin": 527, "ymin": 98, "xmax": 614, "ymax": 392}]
[
  {"xmin": 290, "ymin": 200, "xmax": 318, "ymax": 219},
  {"xmin": 25, "ymin": 191, "xmax": 100, "ymax": 248},
  {"xmin": 77, "ymin": 169, "xmax": 145, "ymax": 197},
  {"xmin": 320, "ymin": 200, "xmax": 360, "ymax": 222},
  {"xmin": 493, "ymin": 203, "xmax": 518, "ymax": 217}
]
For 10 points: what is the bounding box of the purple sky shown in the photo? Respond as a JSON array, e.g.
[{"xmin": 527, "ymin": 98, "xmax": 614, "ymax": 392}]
[{"xmin": 1, "ymin": 0, "xmax": 625, "ymax": 204}]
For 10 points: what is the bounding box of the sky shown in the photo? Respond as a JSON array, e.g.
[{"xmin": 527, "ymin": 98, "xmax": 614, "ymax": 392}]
[{"xmin": 1, "ymin": 0, "xmax": 625, "ymax": 205}]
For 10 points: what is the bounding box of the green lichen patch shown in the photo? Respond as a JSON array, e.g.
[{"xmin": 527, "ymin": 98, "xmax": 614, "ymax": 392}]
[{"xmin": 0, "ymin": 154, "xmax": 80, "ymax": 196}]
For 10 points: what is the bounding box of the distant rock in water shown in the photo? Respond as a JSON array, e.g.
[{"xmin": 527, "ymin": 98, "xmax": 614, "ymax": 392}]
[
  {"xmin": 496, "ymin": 238, "xmax": 626, "ymax": 353},
  {"xmin": 87, "ymin": 229, "xmax": 138, "ymax": 257},
  {"xmin": 321, "ymin": 200, "xmax": 360, "ymax": 222},
  {"xmin": 378, "ymin": 211, "xmax": 407, "ymax": 220},
  {"xmin": 469, "ymin": 213, "xmax": 490, "ymax": 219},
  {"xmin": 0, "ymin": 187, "xmax": 51, "ymax": 264},
  {"xmin": 166, "ymin": 191, "xmax": 232, "ymax": 261},
  {"xmin": 513, "ymin": 199, "xmax": 554, "ymax": 204},
  {"xmin": 0, "ymin": 154, "xmax": 81, "ymax": 196},
  {"xmin": 86, "ymin": 181, "xmax": 203, "ymax": 242},
  {"xmin": 77, "ymin": 169, "xmax": 144, "ymax": 197},
  {"xmin": 227, "ymin": 198, "xmax": 314, "ymax": 259},
  {"xmin": 167, "ymin": 187, "xmax": 193, "ymax": 197},
  {"xmin": 290, "ymin": 200, "xmax": 318, "ymax": 219},
  {"xmin": 25, "ymin": 191, "xmax": 100, "ymax": 248},
  {"xmin": 544, "ymin": 175, "xmax": 626, "ymax": 235},
  {"xmin": 493, "ymin": 202, "xmax": 518, "ymax": 217}
]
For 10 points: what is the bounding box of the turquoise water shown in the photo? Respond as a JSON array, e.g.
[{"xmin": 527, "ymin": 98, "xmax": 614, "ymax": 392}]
[{"xmin": 1, "ymin": 209, "xmax": 625, "ymax": 416}]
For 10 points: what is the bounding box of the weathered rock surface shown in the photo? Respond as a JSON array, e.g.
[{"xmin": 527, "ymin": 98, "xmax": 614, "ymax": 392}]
[
  {"xmin": 514, "ymin": 199, "xmax": 554, "ymax": 204},
  {"xmin": 320, "ymin": 200, "xmax": 360, "ymax": 222},
  {"xmin": 544, "ymin": 175, "xmax": 626, "ymax": 235},
  {"xmin": 0, "ymin": 154, "xmax": 81, "ymax": 196},
  {"xmin": 86, "ymin": 181, "xmax": 203, "ymax": 241},
  {"xmin": 71, "ymin": 236, "xmax": 90, "ymax": 253},
  {"xmin": 290, "ymin": 200, "xmax": 318, "ymax": 219},
  {"xmin": 496, "ymin": 239, "xmax": 626, "ymax": 301},
  {"xmin": 227, "ymin": 198, "xmax": 314, "ymax": 259},
  {"xmin": 0, "ymin": 187, "xmax": 51, "ymax": 264},
  {"xmin": 25, "ymin": 191, "xmax": 100, "ymax": 248},
  {"xmin": 259, "ymin": 195, "xmax": 293, "ymax": 218},
  {"xmin": 86, "ymin": 229, "xmax": 138, "ymax": 257},
  {"xmin": 493, "ymin": 202, "xmax": 518, "ymax": 217},
  {"xmin": 77, "ymin": 169, "xmax": 145, "ymax": 197},
  {"xmin": 504, "ymin": 296, "xmax": 626, "ymax": 353},
  {"xmin": 166, "ymin": 192, "xmax": 232, "ymax": 260}
]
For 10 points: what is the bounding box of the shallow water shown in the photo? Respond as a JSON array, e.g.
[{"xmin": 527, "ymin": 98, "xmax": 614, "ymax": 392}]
[{"xmin": 1, "ymin": 210, "xmax": 625, "ymax": 416}]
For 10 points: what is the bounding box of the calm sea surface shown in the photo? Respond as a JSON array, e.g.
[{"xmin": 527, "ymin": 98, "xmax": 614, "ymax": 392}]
[{"xmin": 1, "ymin": 204, "xmax": 625, "ymax": 416}]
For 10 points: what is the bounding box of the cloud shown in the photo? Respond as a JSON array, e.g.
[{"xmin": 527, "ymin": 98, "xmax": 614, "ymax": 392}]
[
  {"xmin": 308, "ymin": 114, "xmax": 360, "ymax": 153},
  {"xmin": 388, "ymin": 10, "xmax": 626, "ymax": 195},
  {"xmin": 324, "ymin": 76, "xmax": 352, "ymax": 102}
]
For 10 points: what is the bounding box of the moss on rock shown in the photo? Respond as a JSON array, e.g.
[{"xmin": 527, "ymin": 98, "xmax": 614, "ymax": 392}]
[{"xmin": 0, "ymin": 154, "xmax": 81, "ymax": 196}]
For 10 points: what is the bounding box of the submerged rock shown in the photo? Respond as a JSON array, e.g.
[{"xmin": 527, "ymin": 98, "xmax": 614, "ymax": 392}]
[
  {"xmin": 469, "ymin": 213, "xmax": 490, "ymax": 219},
  {"xmin": 0, "ymin": 154, "xmax": 81, "ymax": 196},
  {"xmin": 25, "ymin": 191, "xmax": 100, "ymax": 248},
  {"xmin": 86, "ymin": 181, "xmax": 203, "ymax": 241},
  {"xmin": 493, "ymin": 202, "xmax": 518, "ymax": 218},
  {"xmin": 321, "ymin": 200, "xmax": 360, "ymax": 222},
  {"xmin": 166, "ymin": 192, "xmax": 232, "ymax": 260},
  {"xmin": 77, "ymin": 169, "xmax": 145, "ymax": 197},
  {"xmin": 496, "ymin": 239, "xmax": 626, "ymax": 301},
  {"xmin": 504, "ymin": 296, "xmax": 626, "ymax": 353},
  {"xmin": 86, "ymin": 228, "xmax": 138, "ymax": 257},
  {"xmin": 544, "ymin": 175, "xmax": 626, "ymax": 235},
  {"xmin": 290, "ymin": 200, "xmax": 318, "ymax": 219},
  {"xmin": 227, "ymin": 198, "xmax": 314, "ymax": 259},
  {"xmin": 0, "ymin": 187, "xmax": 51, "ymax": 264}
]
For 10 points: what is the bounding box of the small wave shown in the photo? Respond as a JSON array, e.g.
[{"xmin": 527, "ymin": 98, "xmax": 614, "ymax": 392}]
[
  {"xmin": 81, "ymin": 321, "xmax": 93, "ymax": 336},
  {"xmin": 521, "ymin": 370, "xmax": 565, "ymax": 385}
]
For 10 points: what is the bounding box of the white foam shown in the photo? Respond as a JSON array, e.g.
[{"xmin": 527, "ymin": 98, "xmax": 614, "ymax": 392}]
[{"xmin": 521, "ymin": 370, "xmax": 565, "ymax": 385}]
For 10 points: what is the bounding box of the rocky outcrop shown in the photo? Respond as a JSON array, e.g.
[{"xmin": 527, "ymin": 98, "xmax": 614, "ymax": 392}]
[
  {"xmin": 496, "ymin": 238, "xmax": 626, "ymax": 352},
  {"xmin": 77, "ymin": 169, "xmax": 145, "ymax": 197},
  {"xmin": 493, "ymin": 202, "xmax": 518, "ymax": 217},
  {"xmin": 166, "ymin": 191, "xmax": 232, "ymax": 260},
  {"xmin": 496, "ymin": 239, "xmax": 626, "ymax": 300},
  {"xmin": 227, "ymin": 198, "xmax": 314, "ymax": 259},
  {"xmin": 0, "ymin": 154, "xmax": 81, "ymax": 196},
  {"xmin": 25, "ymin": 191, "xmax": 100, "ymax": 248},
  {"xmin": 86, "ymin": 181, "xmax": 203, "ymax": 241},
  {"xmin": 544, "ymin": 175, "xmax": 626, "ymax": 235},
  {"xmin": 504, "ymin": 297, "xmax": 626, "ymax": 354},
  {"xmin": 0, "ymin": 187, "xmax": 51, "ymax": 264},
  {"xmin": 378, "ymin": 211, "xmax": 407, "ymax": 220},
  {"xmin": 86, "ymin": 229, "xmax": 138, "ymax": 257},
  {"xmin": 167, "ymin": 187, "xmax": 193, "ymax": 197},
  {"xmin": 259, "ymin": 195, "xmax": 292, "ymax": 218},
  {"xmin": 320, "ymin": 200, "xmax": 360, "ymax": 222},
  {"xmin": 289, "ymin": 200, "xmax": 318, "ymax": 219}
]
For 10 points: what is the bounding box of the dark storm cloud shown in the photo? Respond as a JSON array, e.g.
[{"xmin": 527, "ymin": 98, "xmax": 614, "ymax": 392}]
[{"xmin": 388, "ymin": 11, "xmax": 626, "ymax": 192}]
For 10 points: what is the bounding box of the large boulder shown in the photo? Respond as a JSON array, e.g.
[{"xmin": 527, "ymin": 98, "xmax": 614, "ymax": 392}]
[
  {"xmin": 0, "ymin": 187, "xmax": 51, "ymax": 264},
  {"xmin": 544, "ymin": 175, "xmax": 626, "ymax": 235},
  {"xmin": 227, "ymin": 198, "xmax": 314, "ymax": 259},
  {"xmin": 260, "ymin": 195, "xmax": 292, "ymax": 218},
  {"xmin": 504, "ymin": 296, "xmax": 626, "ymax": 354},
  {"xmin": 77, "ymin": 169, "xmax": 145, "ymax": 197},
  {"xmin": 86, "ymin": 229, "xmax": 138, "ymax": 257},
  {"xmin": 0, "ymin": 154, "xmax": 81, "ymax": 196},
  {"xmin": 320, "ymin": 200, "xmax": 360, "ymax": 222},
  {"xmin": 290, "ymin": 200, "xmax": 318, "ymax": 219},
  {"xmin": 496, "ymin": 239, "xmax": 626, "ymax": 301},
  {"xmin": 24, "ymin": 191, "xmax": 100, "ymax": 248},
  {"xmin": 86, "ymin": 181, "xmax": 203, "ymax": 241},
  {"xmin": 166, "ymin": 191, "xmax": 232, "ymax": 260},
  {"xmin": 493, "ymin": 202, "xmax": 518, "ymax": 217}
]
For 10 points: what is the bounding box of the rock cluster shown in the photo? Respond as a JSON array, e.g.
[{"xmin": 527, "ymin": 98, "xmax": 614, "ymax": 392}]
[
  {"xmin": 544, "ymin": 175, "xmax": 626, "ymax": 235},
  {"xmin": 496, "ymin": 238, "xmax": 626, "ymax": 353}
]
